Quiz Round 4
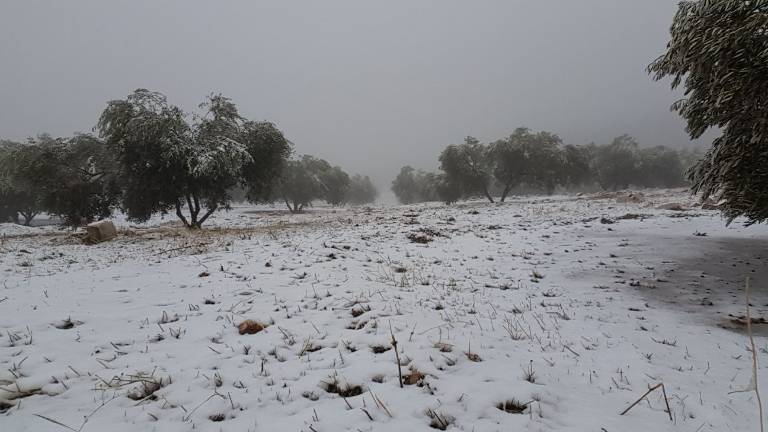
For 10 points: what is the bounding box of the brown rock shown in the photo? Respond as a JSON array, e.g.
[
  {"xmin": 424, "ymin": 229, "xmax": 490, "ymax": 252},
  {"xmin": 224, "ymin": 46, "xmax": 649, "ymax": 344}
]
[
  {"xmin": 404, "ymin": 369, "xmax": 424, "ymax": 385},
  {"xmin": 238, "ymin": 319, "xmax": 265, "ymax": 335}
]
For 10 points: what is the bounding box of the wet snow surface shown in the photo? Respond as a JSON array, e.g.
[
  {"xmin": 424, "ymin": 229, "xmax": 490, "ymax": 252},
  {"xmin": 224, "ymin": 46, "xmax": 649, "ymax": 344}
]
[{"xmin": 2, "ymin": 190, "xmax": 768, "ymax": 432}]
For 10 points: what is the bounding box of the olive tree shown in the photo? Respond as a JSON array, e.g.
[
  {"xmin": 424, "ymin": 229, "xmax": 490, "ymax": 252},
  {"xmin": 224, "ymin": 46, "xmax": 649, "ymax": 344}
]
[
  {"xmin": 391, "ymin": 166, "xmax": 421, "ymax": 204},
  {"xmin": 36, "ymin": 134, "xmax": 120, "ymax": 226},
  {"xmin": 240, "ymin": 121, "xmax": 292, "ymax": 203},
  {"xmin": 649, "ymin": 1, "xmax": 768, "ymax": 223},
  {"xmin": 275, "ymin": 155, "xmax": 327, "ymax": 213},
  {"xmin": 346, "ymin": 174, "xmax": 378, "ymax": 205},
  {"xmin": 488, "ymin": 135, "xmax": 525, "ymax": 202},
  {"xmin": 638, "ymin": 146, "xmax": 686, "ymax": 188},
  {"xmin": 320, "ymin": 165, "xmax": 351, "ymax": 206},
  {"xmin": 594, "ymin": 135, "xmax": 641, "ymax": 191},
  {"xmin": 0, "ymin": 140, "xmax": 39, "ymax": 224},
  {"xmin": 391, "ymin": 166, "xmax": 443, "ymax": 204},
  {"xmin": 488, "ymin": 128, "xmax": 566, "ymax": 199},
  {"xmin": 98, "ymin": 89, "xmax": 289, "ymax": 228},
  {"xmin": 439, "ymin": 137, "xmax": 494, "ymax": 202},
  {"xmin": 560, "ymin": 144, "xmax": 593, "ymax": 189},
  {"xmin": 434, "ymin": 174, "xmax": 462, "ymax": 204},
  {"xmin": 0, "ymin": 134, "xmax": 121, "ymax": 226}
]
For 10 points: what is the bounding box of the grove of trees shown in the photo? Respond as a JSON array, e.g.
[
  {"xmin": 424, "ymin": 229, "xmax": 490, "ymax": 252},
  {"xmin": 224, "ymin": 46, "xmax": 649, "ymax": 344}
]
[
  {"xmin": 270, "ymin": 155, "xmax": 378, "ymax": 213},
  {"xmin": 0, "ymin": 89, "xmax": 377, "ymax": 227},
  {"xmin": 392, "ymin": 128, "xmax": 696, "ymax": 205},
  {"xmin": 97, "ymin": 90, "xmax": 290, "ymax": 228},
  {"xmin": 0, "ymin": 134, "xmax": 120, "ymax": 226}
]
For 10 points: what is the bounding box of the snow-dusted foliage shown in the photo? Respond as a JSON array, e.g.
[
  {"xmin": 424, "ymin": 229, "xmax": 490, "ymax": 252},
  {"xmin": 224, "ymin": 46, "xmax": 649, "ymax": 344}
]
[
  {"xmin": 274, "ymin": 155, "xmax": 338, "ymax": 213},
  {"xmin": 0, "ymin": 134, "xmax": 119, "ymax": 226},
  {"xmin": 346, "ymin": 174, "xmax": 378, "ymax": 205},
  {"xmin": 489, "ymin": 128, "xmax": 564, "ymax": 200},
  {"xmin": 649, "ymin": 1, "xmax": 768, "ymax": 224},
  {"xmin": 439, "ymin": 137, "xmax": 495, "ymax": 203},
  {"xmin": 97, "ymin": 89, "xmax": 290, "ymax": 228}
]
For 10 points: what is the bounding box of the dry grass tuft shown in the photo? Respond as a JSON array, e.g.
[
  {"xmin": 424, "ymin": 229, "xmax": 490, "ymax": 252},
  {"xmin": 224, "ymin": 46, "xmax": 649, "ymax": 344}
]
[
  {"xmin": 121, "ymin": 375, "xmax": 169, "ymax": 401},
  {"xmin": 208, "ymin": 413, "xmax": 226, "ymax": 422},
  {"xmin": 347, "ymin": 319, "xmax": 368, "ymax": 330},
  {"xmin": 302, "ymin": 391, "xmax": 320, "ymax": 401},
  {"xmin": 0, "ymin": 400, "xmax": 14, "ymax": 413},
  {"xmin": 464, "ymin": 351, "xmax": 482, "ymax": 362},
  {"xmin": 522, "ymin": 361, "xmax": 537, "ymax": 383},
  {"xmin": 3, "ymin": 386, "xmax": 43, "ymax": 401},
  {"xmin": 425, "ymin": 409, "xmax": 455, "ymax": 430},
  {"xmin": 496, "ymin": 398, "xmax": 530, "ymax": 414},
  {"xmin": 371, "ymin": 344, "xmax": 391, "ymax": 354},
  {"xmin": 407, "ymin": 232, "xmax": 433, "ymax": 244},
  {"xmin": 351, "ymin": 305, "xmax": 370, "ymax": 317},
  {"xmin": 53, "ymin": 317, "xmax": 81, "ymax": 329},
  {"xmin": 371, "ymin": 374, "xmax": 386, "ymax": 383},
  {"xmin": 320, "ymin": 373, "xmax": 364, "ymax": 398}
]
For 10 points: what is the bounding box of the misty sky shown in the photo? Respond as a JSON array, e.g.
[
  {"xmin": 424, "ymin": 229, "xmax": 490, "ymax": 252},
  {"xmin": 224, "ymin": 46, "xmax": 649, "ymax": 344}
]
[{"xmin": 0, "ymin": 1, "xmax": 699, "ymax": 195}]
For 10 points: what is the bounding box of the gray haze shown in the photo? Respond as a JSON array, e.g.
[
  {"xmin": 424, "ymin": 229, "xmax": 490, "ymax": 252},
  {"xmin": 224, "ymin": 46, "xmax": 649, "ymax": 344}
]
[{"xmin": 0, "ymin": 1, "xmax": 699, "ymax": 198}]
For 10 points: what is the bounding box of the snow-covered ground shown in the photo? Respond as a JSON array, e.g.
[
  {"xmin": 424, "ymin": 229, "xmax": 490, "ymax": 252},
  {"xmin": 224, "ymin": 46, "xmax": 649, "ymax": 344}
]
[{"xmin": 1, "ymin": 189, "xmax": 767, "ymax": 432}]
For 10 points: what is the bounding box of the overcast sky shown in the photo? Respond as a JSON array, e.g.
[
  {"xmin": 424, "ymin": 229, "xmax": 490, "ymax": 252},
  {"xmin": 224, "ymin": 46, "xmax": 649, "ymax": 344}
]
[{"xmin": 0, "ymin": 1, "xmax": 698, "ymax": 194}]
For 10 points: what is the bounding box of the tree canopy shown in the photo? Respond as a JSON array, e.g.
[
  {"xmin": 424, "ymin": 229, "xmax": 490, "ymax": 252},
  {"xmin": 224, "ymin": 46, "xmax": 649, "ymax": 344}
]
[
  {"xmin": 2, "ymin": 89, "xmax": 382, "ymax": 227},
  {"xmin": 0, "ymin": 134, "xmax": 119, "ymax": 226},
  {"xmin": 593, "ymin": 135, "xmax": 641, "ymax": 191},
  {"xmin": 0, "ymin": 139, "xmax": 41, "ymax": 224},
  {"xmin": 273, "ymin": 155, "xmax": 328, "ymax": 213},
  {"xmin": 346, "ymin": 174, "xmax": 378, "ymax": 205},
  {"xmin": 649, "ymin": 0, "xmax": 768, "ymax": 224},
  {"xmin": 319, "ymin": 165, "xmax": 351, "ymax": 207},
  {"xmin": 439, "ymin": 137, "xmax": 495, "ymax": 202},
  {"xmin": 392, "ymin": 130, "xmax": 694, "ymax": 205},
  {"xmin": 97, "ymin": 89, "xmax": 290, "ymax": 228},
  {"xmin": 489, "ymin": 128, "xmax": 564, "ymax": 201}
]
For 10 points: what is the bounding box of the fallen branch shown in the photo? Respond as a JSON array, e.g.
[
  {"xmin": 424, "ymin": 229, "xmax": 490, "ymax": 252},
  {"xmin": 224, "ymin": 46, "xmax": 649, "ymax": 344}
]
[
  {"xmin": 727, "ymin": 277, "xmax": 764, "ymax": 432},
  {"xmin": 390, "ymin": 321, "xmax": 403, "ymax": 388},
  {"xmin": 34, "ymin": 394, "xmax": 117, "ymax": 431},
  {"xmin": 620, "ymin": 382, "xmax": 672, "ymax": 421},
  {"xmin": 183, "ymin": 391, "xmax": 224, "ymax": 422},
  {"xmin": 152, "ymin": 242, "xmax": 212, "ymax": 256},
  {"xmin": 748, "ymin": 277, "xmax": 766, "ymax": 432}
]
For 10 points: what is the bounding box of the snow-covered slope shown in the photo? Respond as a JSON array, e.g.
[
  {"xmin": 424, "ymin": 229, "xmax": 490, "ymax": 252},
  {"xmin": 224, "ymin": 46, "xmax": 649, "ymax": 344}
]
[{"xmin": 1, "ymin": 190, "xmax": 766, "ymax": 431}]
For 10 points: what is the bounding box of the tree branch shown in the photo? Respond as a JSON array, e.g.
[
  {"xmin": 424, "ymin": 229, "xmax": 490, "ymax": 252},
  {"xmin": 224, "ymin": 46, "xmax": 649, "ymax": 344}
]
[
  {"xmin": 197, "ymin": 205, "xmax": 217, "ymax": 227},
  {"xmin": 175, "ymin": 201, "xmax": 190, "ymax": 227}
]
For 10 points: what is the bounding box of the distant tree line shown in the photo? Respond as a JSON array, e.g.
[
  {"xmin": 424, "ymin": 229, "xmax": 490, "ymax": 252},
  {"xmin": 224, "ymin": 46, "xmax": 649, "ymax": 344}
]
[
  {"xmin": 270, "ymin": 154, "xmax": 377, "ymax": 213},
  {"xmin": 0, "ymin": 89, "xmax": 377, "ymax": 228},
  {"xmin": 392, "ymin": 128, "xmax": 701, "ymax": 204},
  {"xmin": 0, "ymin": 134, "xmax": 120, "ymax": 226}
]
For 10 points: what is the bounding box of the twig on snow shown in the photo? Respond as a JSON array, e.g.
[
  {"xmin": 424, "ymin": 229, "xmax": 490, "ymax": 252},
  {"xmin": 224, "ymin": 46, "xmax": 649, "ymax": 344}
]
[
  {"xmin": 390, "ymin": 321, "xmax": 403, "ymax": 388},
  {"xmin": 727, "ymin": 277, "xmax": 764, "ymax": 432},
  {"xmin": 620, "ymin": 382, "xmax": 672, "ymax": 421}
]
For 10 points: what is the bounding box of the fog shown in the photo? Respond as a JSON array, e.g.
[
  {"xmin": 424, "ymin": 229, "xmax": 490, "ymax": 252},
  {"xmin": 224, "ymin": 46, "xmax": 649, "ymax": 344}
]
[{"xmin": 0, "ymin": 1, "xmax": 696, "ymax": 198}]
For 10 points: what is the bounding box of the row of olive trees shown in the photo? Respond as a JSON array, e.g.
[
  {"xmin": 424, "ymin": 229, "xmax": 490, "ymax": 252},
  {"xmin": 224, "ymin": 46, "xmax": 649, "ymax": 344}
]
[
  {"xmin": 0, "ymin": 134, "xmax": 121, "ymax": 226},
  {"xmin": 272, "ymin": 155, "xmax": 377, "ymax": 213},
  {"xmin": 0, "ymin": 89, "xmax": 376, "ymax": 227},
  {"xmin": 392, "ymin": 128, "xmax": 700, "ymax": 204}
]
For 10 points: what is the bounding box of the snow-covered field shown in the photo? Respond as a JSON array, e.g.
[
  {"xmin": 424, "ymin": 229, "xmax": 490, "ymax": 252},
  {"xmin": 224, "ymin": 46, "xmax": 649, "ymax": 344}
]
[{"xmin": 1, "ymin": 189, "xmax": 767, "ymax": 432}]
